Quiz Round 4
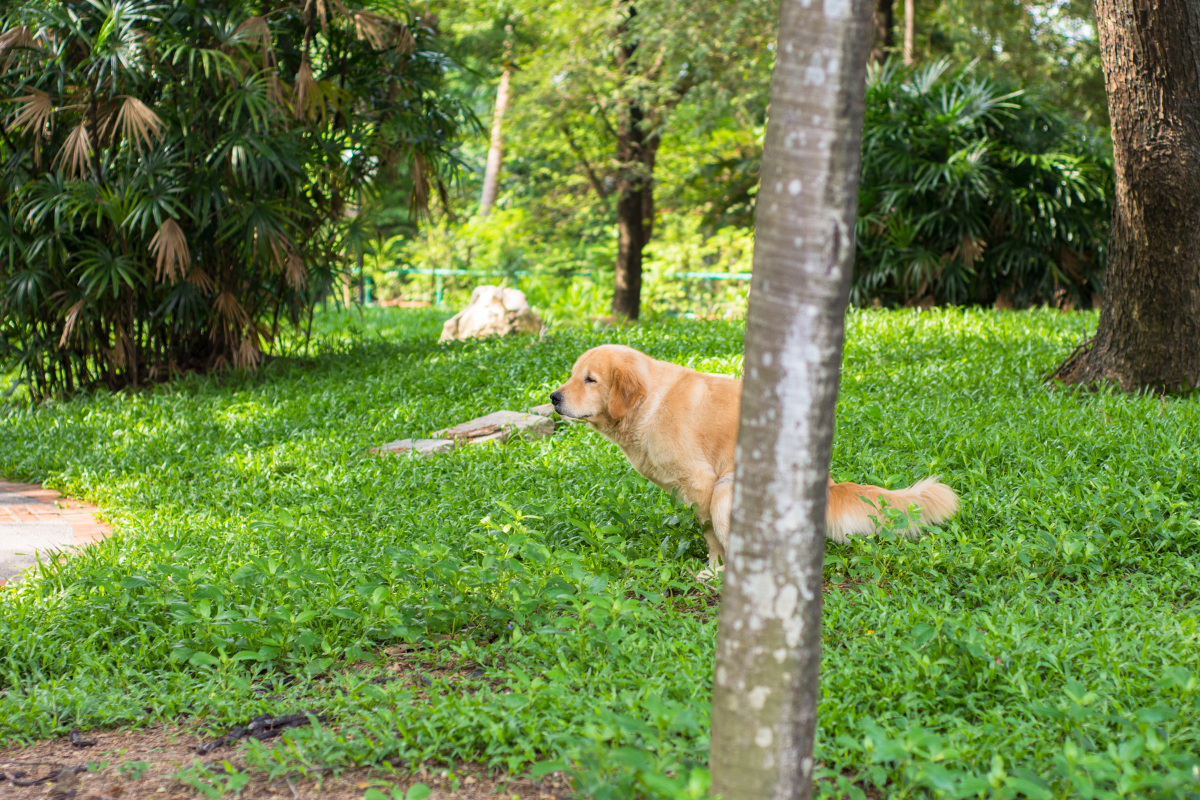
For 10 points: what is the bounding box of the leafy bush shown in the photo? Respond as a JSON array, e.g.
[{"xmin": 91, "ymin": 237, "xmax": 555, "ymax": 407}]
[
  {"xmin": 0, "ymin": 0, "xmax": 468, "ymax": 399},
  {"xmin": 854, "ymin": 59, "xmax": 1113, "ymax": 309}
]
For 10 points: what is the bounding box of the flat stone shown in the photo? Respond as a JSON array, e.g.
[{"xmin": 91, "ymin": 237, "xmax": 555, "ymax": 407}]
[
  {"xmin": 0, "ymin": 522, "xmax": 75, "ymax": 580},
  {"xmin": 370, "ymin": 438, "xmax": 455, "ymax": 457},
  {"xmin": 0, "ymin": 492, "xmax": 50, "ymax": 506},
  {"xmin": 434, "ymin": 410, "xmax": 554, "ymax": 444}
]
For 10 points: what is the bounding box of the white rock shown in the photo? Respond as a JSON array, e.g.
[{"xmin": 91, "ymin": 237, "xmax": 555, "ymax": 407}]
[{"xmin": 439, "ymin": 286, "xmax": 543, "ymax": 343}]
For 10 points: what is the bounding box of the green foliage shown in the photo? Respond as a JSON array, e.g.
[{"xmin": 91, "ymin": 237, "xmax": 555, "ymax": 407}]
[
  {"xmin": 919, "ymin": 0, "xmax": 1107, "ymax": 127},
  {"xmin": 2, "ymin": 308, "xmax": 1199, "ymax": 799},
  {"xmin": 381, "ymin": 205, "xmax": 749, "ymax": 324},
  {"xmin": 855, "ymin": 59, "xmax": 1113, "ymax": 309},
  {"xmin": 0, "ymin": 0, "xmax": 469, "ymax": 400}
]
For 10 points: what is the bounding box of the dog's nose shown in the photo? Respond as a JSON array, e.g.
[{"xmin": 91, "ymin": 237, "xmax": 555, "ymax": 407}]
[{"xmin": 550, "ymin": 391, "xmax": 563, "ymax": 406}]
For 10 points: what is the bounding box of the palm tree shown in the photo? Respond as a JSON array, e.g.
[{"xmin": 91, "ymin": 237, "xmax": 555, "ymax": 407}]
[
  {"xmin": 0, "ymin": 0, "xmax": 469, "ymax": 398},
  {"xmin": 855, "ymin": 59, "xmax": 1112, "ymax": 309}
]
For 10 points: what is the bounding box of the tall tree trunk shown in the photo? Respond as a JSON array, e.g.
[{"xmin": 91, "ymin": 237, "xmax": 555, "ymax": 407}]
[
  {"xmin": 613, "ymin": 106, "xmax": 646, "ymax": 321},
  {"xmin": 1054, "ymin": 0, "xmax": 1200, "ymax": 392},
  {"xmin": 870, "ymin": 0, "xmax": 894, "ymax": 63},
  {"xmin": 709, "ymin": 0, "xmax": 872, "ymax": 798},
  {"xmin": 612, "ymin": 5, "xmax": 652, "ymax": 322},
  {"xmin": 613, "ymin": 110, "xmax": 657, "ymax": 321},
  {"xmin": 903, "ymin": 0, "xmax": 914, "ymax": 63},
  {"xmin": 479, "ymin": 27, "xmax": 514, "ymax": 218}
]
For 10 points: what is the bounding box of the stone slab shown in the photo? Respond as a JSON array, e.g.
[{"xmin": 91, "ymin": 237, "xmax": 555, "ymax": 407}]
[
  {"xmin": 370, "ymin": 438, "xmax": 455, "ymax": 457},
  {"xmin": 0, "ymin": 522, "xmax": 75, "ymax": 580},
  {"xmin": 529, "ymin": 403, "xmax": 581, "ymax": 423},
  {"xmin": 434, "ymin": 410, "xmax": 554, "ymax": 444}
]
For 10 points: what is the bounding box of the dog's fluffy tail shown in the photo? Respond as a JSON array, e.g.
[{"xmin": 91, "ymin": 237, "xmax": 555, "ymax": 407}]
[{"xmin": 825, "ymin": 476, "xmax": 959, "ymax": 543}]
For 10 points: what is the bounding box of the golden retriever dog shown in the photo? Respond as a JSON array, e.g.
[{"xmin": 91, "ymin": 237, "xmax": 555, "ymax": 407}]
[{"xmin": 550, "ymin": 344, "xmax": 958, "ymax": 576}]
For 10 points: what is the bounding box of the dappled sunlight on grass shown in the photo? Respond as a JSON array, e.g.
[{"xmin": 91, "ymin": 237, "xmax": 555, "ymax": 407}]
[{"xmin": 1, "ymin": 306, "xmax": 1197, "ymax": 796}]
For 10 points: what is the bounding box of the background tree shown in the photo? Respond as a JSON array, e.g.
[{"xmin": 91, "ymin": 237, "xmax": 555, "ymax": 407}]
[
  {"xmin": 498, "ymin": 0, "xmax": 778, "ymax": 321},
  {"xmin": 406, "ymin": 0, "xmax": 1110, "ymax": 322},
  {"xmin": 0, "ymin": 0, "xmax": 467, "ymax": 398},
  {"xmin": 871, "ymin": 0, "xmax": 894, "ymax": 63},
  {"xmin": 710, "ymin": 2, "xmax": 872, "ymax": 800},
  {"xmin": 1053, "ymin": 0, "xmax": 1200, "ymax": 392},
  {"xmin": 478, "ymin": 24, "xmax": 514, "ymax": 218}
]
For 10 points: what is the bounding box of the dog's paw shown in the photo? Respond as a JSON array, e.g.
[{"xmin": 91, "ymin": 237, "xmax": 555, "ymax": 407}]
[{"xmin": 695, "ymin": 563, "xmax": 725, "ymax": 583}]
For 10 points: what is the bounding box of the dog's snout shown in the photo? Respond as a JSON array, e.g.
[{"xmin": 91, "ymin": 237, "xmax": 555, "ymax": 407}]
[{"xmin": 550, "ymin": 391, "xmax": 564, "ymax": 406}]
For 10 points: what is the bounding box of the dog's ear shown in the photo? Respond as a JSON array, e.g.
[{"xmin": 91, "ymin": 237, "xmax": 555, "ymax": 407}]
[{"xmin": 607, "ymin": 355, "xmax": 646, "ymax": 419}]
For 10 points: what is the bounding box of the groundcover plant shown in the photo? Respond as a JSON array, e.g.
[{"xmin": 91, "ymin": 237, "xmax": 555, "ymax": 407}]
[{"xmin": 0, "ymin": 308, "xmax": 1197, "ymax": 798}]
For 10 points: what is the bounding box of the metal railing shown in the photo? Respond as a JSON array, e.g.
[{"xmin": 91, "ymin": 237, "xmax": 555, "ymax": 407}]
[{"xmin": 382, "ymin": 267, "xmax": 750, "ymax": 306}]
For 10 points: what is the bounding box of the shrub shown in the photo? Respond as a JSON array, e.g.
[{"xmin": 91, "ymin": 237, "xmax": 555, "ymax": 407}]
[
  {"xmin": 0, "ymin": 0, "xmax": 468, "ymax": 399},
  {"xmin": 854, "ymin": 58, "xmax": 1113, "ymax": 309}
]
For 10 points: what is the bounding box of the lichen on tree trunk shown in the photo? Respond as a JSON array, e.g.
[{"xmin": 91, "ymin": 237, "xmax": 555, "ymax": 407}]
[
  {"xmin": 1054, "ymin": 0, "xmax": 1200, "ymax": 393},
  {"xmin": 709, "ymin": 0, "xmax": 872, "ymax": 798}
]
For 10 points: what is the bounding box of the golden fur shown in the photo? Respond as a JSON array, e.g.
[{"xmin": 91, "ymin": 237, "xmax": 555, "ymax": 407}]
[{"xmin": 551, "ymin": 344, "xmax": 959, "ymax": 574}]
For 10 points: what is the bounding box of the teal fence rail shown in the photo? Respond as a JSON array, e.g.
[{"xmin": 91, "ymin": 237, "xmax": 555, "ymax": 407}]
[{"xmin": 383, "ymin": 268, "xmax": 751, "ymax": 306}]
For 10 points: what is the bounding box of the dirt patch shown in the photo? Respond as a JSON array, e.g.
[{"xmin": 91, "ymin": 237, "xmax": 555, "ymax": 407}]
[{"xmin": 0, "ymin": 724, "xmax": 572, "ymax": 800}]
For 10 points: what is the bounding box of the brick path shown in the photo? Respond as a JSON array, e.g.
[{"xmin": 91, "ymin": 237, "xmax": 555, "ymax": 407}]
[{"xmin": 0, "ymin": 479, "xmax": 111, "ymax": 586}]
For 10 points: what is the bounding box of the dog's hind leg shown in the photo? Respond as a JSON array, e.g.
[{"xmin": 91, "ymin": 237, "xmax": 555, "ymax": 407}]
[
  {"xmin": 710, "ymin": 473, "xmax": 733, "ymax": 552},
  {"xmin": 696, "ymin": 474, "xmax": 734, "ymax": 582}
]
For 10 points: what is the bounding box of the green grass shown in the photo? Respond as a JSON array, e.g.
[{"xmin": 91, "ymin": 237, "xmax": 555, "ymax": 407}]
[{"xmin": 1, "ymin": 307, "xmax": 1198, "ymax": 799}]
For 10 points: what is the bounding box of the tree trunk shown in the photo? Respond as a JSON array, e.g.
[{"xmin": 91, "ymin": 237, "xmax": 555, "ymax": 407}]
[
  {"xmin": 612, "ymin": 6, "xmax": 653, "ymax": 322},
  {"xmin": 1054, "ymin": 0, "xmax": 1200, "ymax": 392},
  {"xmin": 479, "ymin": 31, "xmax": 514, "ymax": 218},
  {"xmin": 870, "ymin": 0, "xmax": 894, "ymax": 63},
  {"xmin": 709, "ymin": 1, "xmax": 872, "ymax": 799},
  {"xmin": 903, "ymin": 0, "xmax": 914, "ymax": 64},
  {"xmin": 613, "ymin": 108, "xmax": 645, "ymax": 322}
]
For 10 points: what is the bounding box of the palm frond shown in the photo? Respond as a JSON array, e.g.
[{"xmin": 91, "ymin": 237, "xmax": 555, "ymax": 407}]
[
  {"xmin": 0, "ymin": 25, "xmax": 37, "ymax": 69},
  {"xmin": 294, "ymin": 58, "xmax": 321, "ymax": 120},
  {"xmin": 58, "ymin": 299, "xmax": 86, "ymax": 347},
  {"xmin": 306, "ymin": 0, "xmax": 350, "ymax": 31},
  {"xmin": 353, "ymin": 11, "xmax": 390, "ymax": 50},
  {"xmin": 232, "ymin": 15, "xmax": 273, "ymax": 68},
  {"xmin": 149, "ymin": 218, "xmax": 190, "ymax": 281},
  {"xmin": 113, "ymin": 96, "xmax": 163, "ymax": 151},
  {"xmin": 286, "ymin": 250, "xmax": 306, "ymax": 289},
  {"xmin": 53, "ymin": 122, "xmax": 93, "ymax": 179},
  {"xmin": 234, "ymin": 335, "xmax": 261, "ymax": 369},
  {"xmin": 213, "ymin": 290, "xmax": 249, "ymax": 327},
  {"xmin": 187, "ymin": 267, "xmax": 215, "ymax": 292},
  {"xmin": 8, "ymin": 88, "xmax": 53, "ymax": 140}
]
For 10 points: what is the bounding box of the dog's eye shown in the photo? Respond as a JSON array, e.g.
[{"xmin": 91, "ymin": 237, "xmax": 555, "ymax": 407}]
[{"xmin": 584, "ymin": 376, "xmax": 596, "ymax": 384}]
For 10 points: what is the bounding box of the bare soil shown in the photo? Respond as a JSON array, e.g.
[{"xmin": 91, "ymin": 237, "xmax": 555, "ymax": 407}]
[{"xmin": 0, "ymin": 724, "xmax": 569, "ymax": 800}]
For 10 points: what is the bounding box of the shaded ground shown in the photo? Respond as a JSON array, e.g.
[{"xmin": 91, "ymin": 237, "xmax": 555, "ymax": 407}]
[
  {"xmin": 1, "ymin": 643, "xmax": 570, "ymax": 800},
  {"xmin": 0, "ymin": 724, "xmax": 571, "ymax": 800}
]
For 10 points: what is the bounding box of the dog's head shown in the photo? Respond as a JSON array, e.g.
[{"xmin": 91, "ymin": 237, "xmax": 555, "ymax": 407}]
[{"xmin": 550, "ymin": 345, "xmax": 649, "ymax": 426}]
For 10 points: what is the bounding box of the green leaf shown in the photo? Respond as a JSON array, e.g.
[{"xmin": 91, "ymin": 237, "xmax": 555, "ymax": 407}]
[
  {"xmin": 188, "ymin": 651, "xmax": 220, "ymax": 667},
  {"xmin": 405, "ymin": 783, "xmax": 431, "ymax": 800}
]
